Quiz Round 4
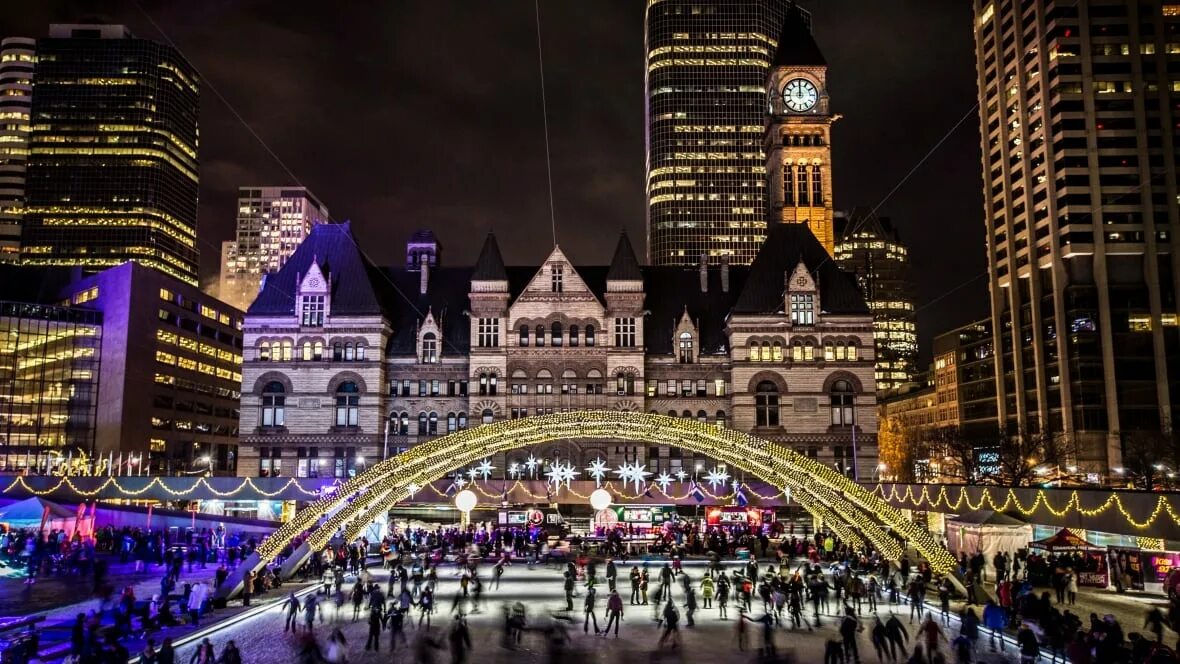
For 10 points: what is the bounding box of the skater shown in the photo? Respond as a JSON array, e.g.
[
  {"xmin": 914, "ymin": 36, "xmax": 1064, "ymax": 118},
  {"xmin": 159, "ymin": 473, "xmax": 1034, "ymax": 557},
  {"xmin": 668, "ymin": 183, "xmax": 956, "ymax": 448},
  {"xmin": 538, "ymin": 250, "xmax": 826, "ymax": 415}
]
[
  {"xmin": 701, "ymin": 573, "xmax": 715, "ymax": 609},
  {"xmin": 583, "ymin": 586, "xmax": 600, "ymax": 634},
  {"xmin": 658, "ymin": 601, "xmax": 681, "ymax": 649},
  {"xmin": 364, "ymin": 599, "xmax": 383, "ymax": 651},
  {"xmin": 284, "ymin": 592, "xmax": 300, "ymax": 632},
  {"xmin": 604, "ymin": 589, "xmax": 623, "ymax": 638},
  {"xmin": 717, "ymin": 572, "xmax": 731, "ymax": 620},
  {"xmin": 886, "ymin": 613, "xmax": 910, "ymax": 661},
  {"xmin": 630, "ymin": 566, "xmax": 641, "ymax": 604}
]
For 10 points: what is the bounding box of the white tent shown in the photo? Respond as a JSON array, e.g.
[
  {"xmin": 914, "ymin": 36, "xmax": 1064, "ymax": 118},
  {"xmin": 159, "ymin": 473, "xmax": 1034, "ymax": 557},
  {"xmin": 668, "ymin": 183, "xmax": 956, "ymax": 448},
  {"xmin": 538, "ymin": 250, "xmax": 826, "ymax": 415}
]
[
  {"xmin": 946, "ymin": 509, "xmax": 1032, "ymax": 568},
  {"xmin": 0, "ymin": 496, "xmax": 78, "ymax": 530}
]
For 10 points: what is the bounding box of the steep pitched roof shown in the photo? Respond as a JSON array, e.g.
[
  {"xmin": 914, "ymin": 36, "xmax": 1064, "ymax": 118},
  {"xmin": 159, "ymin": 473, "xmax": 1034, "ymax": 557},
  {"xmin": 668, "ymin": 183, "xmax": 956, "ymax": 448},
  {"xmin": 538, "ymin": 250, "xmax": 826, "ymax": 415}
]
[
  {"xmin": 732, "ymin": 224, "xmax": 868, "ymax": 315},
  {"xmin": 772, "ymin": 7, "xmax": 826, "ymax": 67},
  {"xmin": 606, "ymin": 232, "xmax": 643, "ymax": 282},
  {"xmin": 247, "ymin": 222, "xmax": 386, "ymax": 317},
  {"xmin": 471, "ymin": 233, "xmax": 507, "ymax": 281},
  {"xmin": 379, "ymin": 267, "xmax": 473, "ymax": 355}
]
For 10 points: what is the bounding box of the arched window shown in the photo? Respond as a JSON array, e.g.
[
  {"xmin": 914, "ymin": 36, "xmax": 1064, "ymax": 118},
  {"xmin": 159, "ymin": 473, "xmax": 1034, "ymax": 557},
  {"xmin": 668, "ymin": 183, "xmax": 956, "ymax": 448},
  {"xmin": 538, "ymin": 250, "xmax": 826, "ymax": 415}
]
[
  {"xmin": 830, "ymin": 379, "xmax": 855, "ymax": 426},
  {"xmin": 615, "ymin": 371, "xmax": 635, "ymax": 396},
  {"xmin": 761, "ymin": 341, "xmax": 771, "ymax": 361},
  {"xmin": 682, "ymin": 410, "xmax": 693, "ymax": 418},
  {"xmin": 313, "ymin": 341, "xmax": 323, "ymax": 360},
  {"xmin": 417, "ymin": 411, "xmax": 428, "ymax": 435},
  {"xmin": 749, "ymin": 341, "xmax": 761, "ymax": 362},
  {"xmin": 280, "ymin": 340, "xmax": 292, "ymax": 361},
  {"xmin": 260, "ymin": 381, "xmax": 285, "ymax": 427},
  {"xmin": 332, "ymin": 343, "xmax": 343, "ymax": 361},
  {"xmin": 447, "ymin": 412, "xmax": 457, "ymax": 432},
  {"xmin": 804, "ymin": 342, "xmax": 815, "ymax": 361},
  {"xmin": 259, "ymin": 341, "xmax": 271, "ymax": 361},
  {"xmin": 301, "ymin": 341, "xmax": 312, "ymax": 361},
  {"xmin": 428, "ymin": 411, "xmax": 439, "ymax": 434},
  {"xmin": 335, "ymin": 382, "xmax": 360, "ymax": 427},
  {"xmin": 356, "ymin": 345, "xmax": 365, "ymax": 361},
  {"xmin": 393, "ymin": 412, "xmax": 409, "ymax": 436},
  {"xmin": 696, "ymin": 410, "xmax": 708, "ymax": 423},
  {"xmin": 771, "ymin": 341, "xmax": 783, "ymax": 362},
  {"xmin": 847, "ymin": 342, "xmax": 858, "ymax": 362},
  {"xmin": 585, "ymin": 325, "xmax": 596, "ymax": 346},
  {"xmin": 421, "ymin": 332, "xmax": 438, "ymax": 363},
  {"xmin": 716, "ymin": 410, "xmax": 727, "ymax": 427},
  {"xmin": 479, "ymin": 372, "xmax": 488, "ymax": 396},
  {"xmin": 519, "ymin": 325, "xmax": 529, "ymax": 347},
  {"xmin": 667, "ymin": 410, "xmax": 677, "ymax": 417},
  {"xmin": 344, "ymin": 342, "xmax": 355, "ymax": 361},
  {"xmin": 488, "ymin": 372, "xmax": 498, "ymax": 395},
  {"xmin": 824, "ymin": 342, "xmax": 835, "ymax": 362},
  {"xmin": 569, "ymin": 325, "xmax": 579, "ymax": 347},
  {"xmin": 755, "ymin": 380, "xmax": 780, "ymax": 427},
  {"xmin": 679, "ymin": 332, "xmax": 694, "ymax": 364},
  {"xmin": 458, "ymin": 413, "xmax": 468, "ymax": 429},
  {"xmin": 551, "ymin": 322, "xmax": 563, "ymax": 347},
  {"xmin": 481, "ymin": 408, "xmax": 494, "ymax": 425},
  {"xmin": 535, "ymin": 325, "xmax": 545, "ymax": 347}
]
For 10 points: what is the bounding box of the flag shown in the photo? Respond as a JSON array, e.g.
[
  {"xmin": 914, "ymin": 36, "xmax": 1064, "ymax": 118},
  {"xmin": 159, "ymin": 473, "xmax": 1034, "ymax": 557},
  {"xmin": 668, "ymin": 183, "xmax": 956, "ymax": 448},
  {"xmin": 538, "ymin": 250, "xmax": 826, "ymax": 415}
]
[
  {"xmin": 643, "ymin": 488, "xmax": 652, "ymax": 498},
  {"xmin": 690, "ymin": 482, "xmax": 705, "ymax": 504},
  {"xmin": 444, "ymin": 482, "xmax": 457, "ymax": 496},
  {"xmin": 735, "ymin": 486, "xmax": 748, "ymax": 507}
]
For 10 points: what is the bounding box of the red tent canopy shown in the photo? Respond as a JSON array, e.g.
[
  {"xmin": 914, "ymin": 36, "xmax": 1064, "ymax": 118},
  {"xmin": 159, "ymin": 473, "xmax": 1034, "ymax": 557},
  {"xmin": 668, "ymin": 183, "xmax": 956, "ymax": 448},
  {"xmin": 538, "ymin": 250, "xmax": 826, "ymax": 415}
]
[{"xmin": 1028, "ymin": 528, "xmax": 1103, "ymax": 552}]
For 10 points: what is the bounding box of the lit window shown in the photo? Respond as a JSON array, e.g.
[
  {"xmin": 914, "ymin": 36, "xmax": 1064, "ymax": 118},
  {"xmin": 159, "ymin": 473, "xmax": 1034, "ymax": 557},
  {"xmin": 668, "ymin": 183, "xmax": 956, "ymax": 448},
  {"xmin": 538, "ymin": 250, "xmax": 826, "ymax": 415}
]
[
  {"xmin": 790, "ymin": 294, "xmax": 814, "ymax": 325},
  {"xmin": 421, "ymin": 332, "xmax": 438, "ymax": 363},
  {"xmin": 300, "ymin": 295, "xmax": 325, "ymax": 326}
]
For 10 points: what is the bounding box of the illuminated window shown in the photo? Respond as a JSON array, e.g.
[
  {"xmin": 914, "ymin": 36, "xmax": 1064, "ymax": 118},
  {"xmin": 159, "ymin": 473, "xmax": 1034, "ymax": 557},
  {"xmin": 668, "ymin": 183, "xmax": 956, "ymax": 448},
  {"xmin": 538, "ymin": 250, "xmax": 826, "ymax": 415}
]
[
  {"xmin": 790, "ymin": 294, "xmax": 814, "ymax": 325},
  {"xmin": 585, "ymin": 325, "xmax": 596, "ymax": 346},
  {"xmin": 812, "ymin": 165, "xmax": 822, "ymax": 205},
  {"xmin": 72, "ymin": 286, "xmax": 99, "ymax": 305},
  {"xmin": 714, "ymin": 379, "xmax": 727, "ymax": 397},
  {"xmin": 679, "ymin": 332, "xmax": 694, "ymax": 363},
  {"xmin": 551, "ymin": 322, "xmax": 563, "ymax": 347},
  {"xmin": 771, "ymin": 341, "xmax": 783, "ymax": 362},
  {"xmin": 830, "ymin": 380, "xmax": 855, "ymax": 426},
  {"xmin": 421, "ymin": 332, "xmax": 438, "ymax": 363},
  {"xmin": 300, "ymin": 295, "xmax": 325, "ymax": 326},
  {"xmin": 1128, "ymin": 314, "xmax": 1152, "ymax": 332},
  {"xmin": 551, "ymin": 264, "xmax": 564, "ymax": 292},
  {"xmin": 159, "ymin": 288, "xmax": 174, "ymax": 302},
  {"xmin": 519, "ymin": 325, "xmax": 529, "ymax": 347},
  {"xmin": 478, "ymin": 318, "xmax": 500, "ymax": 347},
  {"xmin": 750, "ymin": 341, "xmax": 762, "ymax": 362},
  {"xmin": 783, "ymin": 165, "xmax": 794, "ymax": 205},
  {"xmin": 614, "ymin": 317, "xmax": 637, "ymax": 347}
]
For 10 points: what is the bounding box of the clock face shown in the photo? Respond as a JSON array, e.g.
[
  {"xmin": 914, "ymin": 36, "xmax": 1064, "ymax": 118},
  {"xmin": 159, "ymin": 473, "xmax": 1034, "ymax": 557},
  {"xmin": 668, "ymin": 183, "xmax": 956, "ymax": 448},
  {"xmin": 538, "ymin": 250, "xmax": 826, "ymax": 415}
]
[{"xmin": 783, "ymin": 78, "xmax": 818, "ymax": 112}]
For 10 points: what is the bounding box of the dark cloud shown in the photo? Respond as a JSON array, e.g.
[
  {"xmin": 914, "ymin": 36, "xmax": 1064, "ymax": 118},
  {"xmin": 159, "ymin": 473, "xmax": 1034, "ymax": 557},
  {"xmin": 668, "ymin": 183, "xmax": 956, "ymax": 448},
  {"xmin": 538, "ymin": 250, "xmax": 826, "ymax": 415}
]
[{"xmin": 0, "ymin": 0, "xmax": 987, "ymax": 362}]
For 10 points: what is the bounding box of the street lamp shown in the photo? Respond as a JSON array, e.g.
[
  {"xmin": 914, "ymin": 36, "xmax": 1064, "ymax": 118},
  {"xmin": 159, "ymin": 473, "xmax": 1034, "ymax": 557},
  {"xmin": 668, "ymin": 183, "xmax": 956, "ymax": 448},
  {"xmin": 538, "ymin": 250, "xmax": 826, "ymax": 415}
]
[
  {"xmin": 455, "ymin": 489, "xmax": 477, "ymax": 528},
  {"xmin": 589, "ymin": 488, "xmax": 613, "ymax": 512}
]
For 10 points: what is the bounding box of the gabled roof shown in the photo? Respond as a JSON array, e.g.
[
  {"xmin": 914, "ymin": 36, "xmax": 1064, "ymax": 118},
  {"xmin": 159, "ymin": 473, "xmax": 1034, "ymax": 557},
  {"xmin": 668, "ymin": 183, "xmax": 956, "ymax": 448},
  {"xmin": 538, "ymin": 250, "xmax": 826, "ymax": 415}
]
[
  {"xmin": 606, "ymin": 232, "xmax": 643, "ymax": 282},
  {"xmin": 471, "ymin": 233, "xmax": 507, "ymax": 281},
  {"xmin": 248, "ymin": 222, "xmax": 386, "ymax": 317},
  {"xmin": 772, "ymin": 7, "xmax": 826, "ymax": 68},
  {"xmin": 732, "ymin": 224, "xmax": 868, "ymax": 315}
]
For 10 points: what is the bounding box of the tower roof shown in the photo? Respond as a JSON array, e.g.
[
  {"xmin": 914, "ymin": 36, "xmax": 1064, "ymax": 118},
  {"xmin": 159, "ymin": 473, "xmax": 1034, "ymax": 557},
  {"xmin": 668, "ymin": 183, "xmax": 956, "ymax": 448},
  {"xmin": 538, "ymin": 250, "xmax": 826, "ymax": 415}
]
[
  {"xmin": 772, "ymin": 7, "xmax": 826, "ymax": 67},
  {"xmin": 471, "ymin": 233, "xmax": 508, "ymax": 281},
  {"xmin": 606, "ymin": 231, "xmax": 643, "ymax": 281}
]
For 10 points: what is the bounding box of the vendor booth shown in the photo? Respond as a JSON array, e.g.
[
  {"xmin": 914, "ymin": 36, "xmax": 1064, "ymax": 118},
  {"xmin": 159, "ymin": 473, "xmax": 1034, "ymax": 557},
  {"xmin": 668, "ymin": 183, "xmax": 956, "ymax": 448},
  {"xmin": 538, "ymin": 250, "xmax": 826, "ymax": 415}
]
[
  {"xmin": 1028, "ymin": 528, "xmax": 1109, "ymax": 587},
  {"xmin": 0, "ymin": 497, "xmax": 90, "ymax": 538},
  {"xmin": 946, "ymin": 509, "xmax": 1032, "ymax": 571}
]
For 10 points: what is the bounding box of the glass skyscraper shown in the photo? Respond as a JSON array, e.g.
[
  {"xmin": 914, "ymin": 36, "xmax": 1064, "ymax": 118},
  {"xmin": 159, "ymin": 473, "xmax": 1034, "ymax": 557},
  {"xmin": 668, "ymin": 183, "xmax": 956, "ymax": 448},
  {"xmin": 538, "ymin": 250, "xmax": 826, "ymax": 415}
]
[
  {"xmin": 0, "ymin": 37, "xmax": 34, "ymax": 262},
  {"xmin": 20, "ymin": 24, "xmax": 200, "ymax": 285},
  {"xmin": 645, "ymin": 0, "xmax": 808, "ymax": 265}
]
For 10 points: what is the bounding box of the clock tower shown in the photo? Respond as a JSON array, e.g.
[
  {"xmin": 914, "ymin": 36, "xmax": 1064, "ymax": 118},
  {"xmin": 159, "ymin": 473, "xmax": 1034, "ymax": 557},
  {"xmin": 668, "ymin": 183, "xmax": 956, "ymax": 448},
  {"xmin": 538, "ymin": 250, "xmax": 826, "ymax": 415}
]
[{"xmin": 764, "ymin": 8, "xmax": 836, "ymax": 254}]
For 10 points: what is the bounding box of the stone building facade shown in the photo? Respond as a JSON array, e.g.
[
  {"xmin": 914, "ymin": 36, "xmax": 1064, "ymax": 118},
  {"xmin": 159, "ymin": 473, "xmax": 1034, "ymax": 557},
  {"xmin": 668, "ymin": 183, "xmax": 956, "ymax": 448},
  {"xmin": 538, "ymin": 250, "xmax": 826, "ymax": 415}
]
[{"xmin": 237, "ymin": 222, "xmax": 878, "ymax": 486}]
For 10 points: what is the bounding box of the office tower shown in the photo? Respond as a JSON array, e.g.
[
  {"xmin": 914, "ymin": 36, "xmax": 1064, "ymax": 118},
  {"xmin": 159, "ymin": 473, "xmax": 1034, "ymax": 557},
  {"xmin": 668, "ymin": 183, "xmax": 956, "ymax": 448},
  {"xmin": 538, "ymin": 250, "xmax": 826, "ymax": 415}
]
[
  {"xmin": 764, "ymin": 7, "xmax": 836, "ymax": 253},
  {"xmin": 218, "ymin": 186, "xmax": 329, "ymax": 311},
  {"xmin": 833, "ymin": 209, "xmax": 917, "ymax": 394},
  {"xmin": 0, "ymin": 37, "xmax": 34, "ymax": 262},
  {"xmin": 20, "ymin": 24, "xmax": 200, "ymax": 285},
  {"xmin": 645, "ymin": 1, "xmax": 810, "ymax": 265},
  {"xmin": 973, "ymin": 0, "xmax": 1180, "ymax": 473}
]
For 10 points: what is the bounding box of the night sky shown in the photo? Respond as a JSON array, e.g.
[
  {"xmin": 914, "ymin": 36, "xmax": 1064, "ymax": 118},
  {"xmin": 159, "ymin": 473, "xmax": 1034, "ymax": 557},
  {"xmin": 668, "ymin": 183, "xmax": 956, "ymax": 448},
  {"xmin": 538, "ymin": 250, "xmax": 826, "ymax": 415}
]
[{"xmin": 0, "ymin": 1, "xmax": 986, "ymax": 362}]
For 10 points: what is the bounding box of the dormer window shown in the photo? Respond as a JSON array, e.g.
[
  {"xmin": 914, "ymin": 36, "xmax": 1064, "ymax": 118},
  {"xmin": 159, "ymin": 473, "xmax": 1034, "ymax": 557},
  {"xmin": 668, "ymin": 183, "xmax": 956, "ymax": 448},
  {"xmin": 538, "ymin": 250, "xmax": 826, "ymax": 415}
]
[
  {"xmin": 421, "ymin": 332, "xmax": 438, "ymax": 364},
  {"xmin": 301, "ymin": 295, "xmax": 325, "ymax": 326},
  {"xmin": 679, "ymin": 332, "xmax": 694, "ymax": 364},
  {"xmin": 790, "ymin": 293, "xmax": 814, "ymax": 325}
]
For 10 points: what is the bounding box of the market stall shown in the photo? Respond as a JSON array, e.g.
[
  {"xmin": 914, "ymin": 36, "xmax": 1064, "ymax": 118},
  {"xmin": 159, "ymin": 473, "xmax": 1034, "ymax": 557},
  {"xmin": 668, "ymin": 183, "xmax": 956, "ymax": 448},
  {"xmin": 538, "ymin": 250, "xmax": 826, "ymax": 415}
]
[
  {"xmin": 946, "ymin": 509, "xmax": 1032, "ymax": 568},
  {"xmin": 1028, "ymin": 528, "xmax": 1108, "ymax": 587}
]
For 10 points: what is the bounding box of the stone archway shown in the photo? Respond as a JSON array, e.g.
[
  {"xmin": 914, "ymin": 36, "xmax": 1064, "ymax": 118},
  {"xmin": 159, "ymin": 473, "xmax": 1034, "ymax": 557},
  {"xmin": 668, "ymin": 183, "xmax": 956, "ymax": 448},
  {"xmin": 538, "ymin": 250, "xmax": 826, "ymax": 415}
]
[{"xmin": 217, "ymin": 411, "xmax": 955, "ymax": 598}]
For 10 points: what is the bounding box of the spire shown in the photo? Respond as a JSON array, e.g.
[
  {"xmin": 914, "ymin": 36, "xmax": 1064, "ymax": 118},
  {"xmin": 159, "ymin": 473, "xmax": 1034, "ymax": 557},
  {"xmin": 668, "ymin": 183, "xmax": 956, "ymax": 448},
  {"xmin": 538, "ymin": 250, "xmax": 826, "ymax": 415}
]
[
  {"xmin": 772, "ymin": 7, "xmax": 825, "ymax": 67},
  {"xmin": 472, "ymin": 233, "xmax": 507, "ymax": 281},
  {"xmin": 607, "ymin": 231, "xmax": 643, "ymax": 281}
]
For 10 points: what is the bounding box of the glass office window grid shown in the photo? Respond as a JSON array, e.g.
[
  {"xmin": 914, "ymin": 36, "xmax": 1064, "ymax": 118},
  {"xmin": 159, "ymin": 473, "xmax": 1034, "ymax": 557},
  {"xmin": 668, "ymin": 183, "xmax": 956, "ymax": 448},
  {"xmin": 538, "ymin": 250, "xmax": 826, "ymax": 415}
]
[
  {"xmin": 973, "ymin": 0, "xmax": 1180, "ymax": 450},
  {"xmin": 0, "ymin": 301, "xmax": 101, "ymax": 472},
  {"xmin": 645, "ymin": 0, "xmax": 807, "ymax": 265},
  {"xmin": 20, "ymin": 30, "xmax": 201, "ymax": 285},
  {"xmin": 0, "ymin": 38, "xmax": 35, "ymax": 262}
]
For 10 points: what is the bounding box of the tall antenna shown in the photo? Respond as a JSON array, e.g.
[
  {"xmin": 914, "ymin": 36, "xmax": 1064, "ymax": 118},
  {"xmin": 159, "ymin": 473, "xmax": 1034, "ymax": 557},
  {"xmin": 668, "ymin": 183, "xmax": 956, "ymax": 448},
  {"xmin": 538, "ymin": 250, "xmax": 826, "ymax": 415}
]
[{"xmin": 534, "ymin": 0, "xmax": 558, "ymax": 247}]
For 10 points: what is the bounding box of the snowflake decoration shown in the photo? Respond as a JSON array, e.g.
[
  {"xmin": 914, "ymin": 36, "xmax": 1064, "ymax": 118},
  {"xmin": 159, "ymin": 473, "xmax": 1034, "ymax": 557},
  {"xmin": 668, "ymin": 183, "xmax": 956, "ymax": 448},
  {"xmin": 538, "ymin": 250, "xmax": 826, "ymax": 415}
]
[
  {"xmin": 524, "ymin": 454, "xmax": 541, "ymax": 477},
  {"xmin": 654, "ymin": 472, "xmax": 674, "ymax": 493},
  {"xmin": 615, "ymin": 462, "xmax": 652, "ymax": 493},
  {"xmin": 466, "ymin": 467, "xmax": 479, "ymax": 481},
  {"xmin": 703, "ymin": 467, "xmax": 731, "ymax": 491},
  {"xmin": 674, "ymin": 469, "xmax": 688, "ymax": 483},
  {"xmin": 405, "ymin": 482, "xmax": 420, "ymax": 497},
  {"xmin": 475, "ymin": 458, "xmax": 495, "ymax": 481},
  {"xmin": 508, "ymin": 463, "xmax": 521, "ymax": 479},
  {"xmin": 585, "ymin": 457, "xmax": 609, "ymax": 487},
  {"xmin": 545, "ymin": 460, "xmax": 579, "ymax": 490},
  {"xmin": 454, "ymin": 476, "xmax": 467, "ymax": 489}
]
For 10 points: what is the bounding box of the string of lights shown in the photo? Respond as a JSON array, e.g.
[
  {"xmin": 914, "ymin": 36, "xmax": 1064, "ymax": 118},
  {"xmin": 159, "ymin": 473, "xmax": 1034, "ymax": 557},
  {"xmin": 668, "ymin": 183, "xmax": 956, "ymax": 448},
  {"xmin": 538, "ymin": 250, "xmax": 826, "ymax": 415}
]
[
  {"xmin": 250, "ymin": 412, "xmax": 958, "ymax": 576},
  {"xmin": 873, "ymin": 484, "xmax": 1180, "ymax": 531}
]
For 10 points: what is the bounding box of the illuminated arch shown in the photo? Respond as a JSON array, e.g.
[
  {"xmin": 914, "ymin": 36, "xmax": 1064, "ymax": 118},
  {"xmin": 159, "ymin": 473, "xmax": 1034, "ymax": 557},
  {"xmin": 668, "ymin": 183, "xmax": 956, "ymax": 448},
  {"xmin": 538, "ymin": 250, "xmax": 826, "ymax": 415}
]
[{"xmin": 217, "ymin": 411, "xmax": 954, "ymax": 598}]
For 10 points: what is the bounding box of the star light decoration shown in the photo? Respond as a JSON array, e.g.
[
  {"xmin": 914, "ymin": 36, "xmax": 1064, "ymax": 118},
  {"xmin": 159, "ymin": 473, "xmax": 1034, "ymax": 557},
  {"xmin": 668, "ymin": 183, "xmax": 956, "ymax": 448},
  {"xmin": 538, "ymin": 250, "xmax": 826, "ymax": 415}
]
[
  {"xmin": 674, "ymin": 469, "xmax": 688, "ymax": 483},
  {"xmin": 654, "ymin": 472, "xmax": 674, "ymax": 493},
  {"xmin": 703, "ymin": 466, "xmax": 731, "ymax": 491},
  {"xmin": 524, "ymin": 454, "xmax": 540, "ymax": 478},
  {"xmin": 453, "ymin": 476, "xmax": 467, "ymax": 489},
  {"xmin": 614, "ymin": 462, "xmax": 652, "ymax": 493},
  {"xmin": 405, "ymin": 482, "xmax": 420, "ymax": 498},
  {"xmin": 585, "ymin": 457, "xmax": 609, "ymax": 487},
  {"xmin": 475, "ymin": 458, "xmax": 495, "ymax": 481},
  {"xmin": 508, "ymin": 463, "xmax": 521, "ymax": 479},
  {"xmin": 545, "ymin": 459, "xmax": 579, "ymax": 490},
  {"xmin": 466, "ymin": 467, "xmax": 479, "ymax": 481}
]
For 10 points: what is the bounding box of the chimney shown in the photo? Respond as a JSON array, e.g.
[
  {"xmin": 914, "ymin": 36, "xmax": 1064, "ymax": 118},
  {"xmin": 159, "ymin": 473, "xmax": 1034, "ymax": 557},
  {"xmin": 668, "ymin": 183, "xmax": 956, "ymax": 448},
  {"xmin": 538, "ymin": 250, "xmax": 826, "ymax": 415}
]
[
  {"xmin": 699, "ymin": 254, "xmax": 708, "ymax": 293},
  {"xmin": 419, "ymin": 254, "xmax": 429, "ymax": 295},
  {"xmin": 720, "ymin": 255, "xmax": 730, "ymax": 292}
]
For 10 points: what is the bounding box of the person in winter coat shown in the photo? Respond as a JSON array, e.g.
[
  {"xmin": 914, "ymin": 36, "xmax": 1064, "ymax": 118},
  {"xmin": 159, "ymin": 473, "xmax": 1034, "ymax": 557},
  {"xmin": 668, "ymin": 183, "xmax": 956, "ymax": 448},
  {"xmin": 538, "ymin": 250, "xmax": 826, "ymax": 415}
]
[
  {"xmin": 886, "ymin": 613, "xmax": 909, "ymax": 661},
  {"xmin": 700, "ymin": 574, "xmax": 715, "ymax": 609},
  {"xmin": 982, "ymin": 600, "xmax": 1008, "ymax": 651},
  {"xmin": 1016, "ymin": 623, "xmax": 1040, "ymax": 663},
  {"xmin": 604, "ymin": 589, "xmax": 624, "ymax": 637}
]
